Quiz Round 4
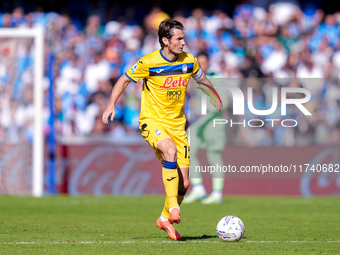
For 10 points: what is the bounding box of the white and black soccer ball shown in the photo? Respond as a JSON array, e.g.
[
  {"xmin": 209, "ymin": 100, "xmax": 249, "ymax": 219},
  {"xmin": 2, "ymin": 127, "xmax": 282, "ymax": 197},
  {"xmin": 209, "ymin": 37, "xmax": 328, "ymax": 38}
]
[{"xmin": 216, "ymin": 215, "xmax": 245, "ymax": 241}]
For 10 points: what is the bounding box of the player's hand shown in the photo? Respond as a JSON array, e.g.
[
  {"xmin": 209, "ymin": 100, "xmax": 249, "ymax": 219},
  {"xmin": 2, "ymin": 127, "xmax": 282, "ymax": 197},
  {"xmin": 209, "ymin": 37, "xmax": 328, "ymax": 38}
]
[
  {"xmin": 210, "ymin": 97, "xmax": 223, "ymax": 112},
  {"xmin": 102, "ymin": 107, "xmax": 116, "ymax": 125}
]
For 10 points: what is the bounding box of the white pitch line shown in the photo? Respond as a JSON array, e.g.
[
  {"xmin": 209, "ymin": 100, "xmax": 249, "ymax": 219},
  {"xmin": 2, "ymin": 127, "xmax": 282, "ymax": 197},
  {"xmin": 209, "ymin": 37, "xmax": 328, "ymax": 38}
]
[{"xmin": 1, "ymin": 240, "xmax": 340, "ymax": 245}]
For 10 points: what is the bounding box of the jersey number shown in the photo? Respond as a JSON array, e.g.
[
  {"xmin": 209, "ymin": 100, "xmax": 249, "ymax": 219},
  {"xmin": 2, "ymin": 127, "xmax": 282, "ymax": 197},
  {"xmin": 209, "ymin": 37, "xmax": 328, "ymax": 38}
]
[{"xmin": 184, "ymin": 145, "xmax": 190, "ymax": 159}]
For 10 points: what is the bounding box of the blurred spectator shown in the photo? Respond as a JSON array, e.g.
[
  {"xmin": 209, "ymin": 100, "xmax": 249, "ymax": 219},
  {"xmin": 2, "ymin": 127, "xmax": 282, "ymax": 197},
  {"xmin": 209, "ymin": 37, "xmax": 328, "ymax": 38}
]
[
  {"xmin": 84, "ymin": 51, "xmax": 111, "ymax": 94},
  {"xmin": 1, "ymin": 13, "xmax": 13, "ymax": 27}
]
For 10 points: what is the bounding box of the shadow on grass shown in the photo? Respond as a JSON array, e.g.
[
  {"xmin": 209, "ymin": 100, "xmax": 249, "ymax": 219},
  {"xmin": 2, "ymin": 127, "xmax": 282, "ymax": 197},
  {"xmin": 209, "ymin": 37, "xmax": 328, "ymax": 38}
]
[
  {"xmin": 131, "ymin": 234, "xmax": 218, "ymax": 241},
  {"xmin": 180, "ymin": 234, "xmax": 217, "ymax": 241}
]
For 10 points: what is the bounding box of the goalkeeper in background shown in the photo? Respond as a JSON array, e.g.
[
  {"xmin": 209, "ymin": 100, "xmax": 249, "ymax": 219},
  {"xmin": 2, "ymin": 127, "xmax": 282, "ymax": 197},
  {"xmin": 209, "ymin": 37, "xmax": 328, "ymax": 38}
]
[
  {"xmin": 102, "ymin": 19, "xmax": 222, "ymax": 240},
  {"xmin": 184, "ymin": 52, "xmax": 228, "ymax": 204}
]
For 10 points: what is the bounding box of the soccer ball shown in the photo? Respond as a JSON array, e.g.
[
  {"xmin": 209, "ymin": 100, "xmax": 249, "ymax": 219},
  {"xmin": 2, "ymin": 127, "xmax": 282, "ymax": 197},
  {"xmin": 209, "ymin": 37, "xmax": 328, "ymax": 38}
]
[{"xmin": 216, "ymin": 215, "xmax": 245, "ymax": 241}]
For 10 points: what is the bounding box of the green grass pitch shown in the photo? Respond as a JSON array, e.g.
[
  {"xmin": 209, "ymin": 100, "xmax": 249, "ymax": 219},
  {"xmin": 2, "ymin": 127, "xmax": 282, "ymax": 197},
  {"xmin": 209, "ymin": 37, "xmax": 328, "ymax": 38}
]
[{"xmin": 0, "ymin": 196, "xmax": 339, "ymax": 254}]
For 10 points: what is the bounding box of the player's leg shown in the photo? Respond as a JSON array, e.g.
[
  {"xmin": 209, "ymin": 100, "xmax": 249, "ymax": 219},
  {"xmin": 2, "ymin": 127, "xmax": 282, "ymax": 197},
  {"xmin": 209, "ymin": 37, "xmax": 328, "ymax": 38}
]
[
  {"xmin": 156, "ymin": 138, "xmax": 182, "ymax": 240},
  {"xmin": 157, "ymin": 138, "xmax": 180, "ymax": 209},
  {"xmin": 139, "ymin": 120, "xmax": 182, "ymax": 239},
  {"xmin": 165, "ymin": 129, "xmax": 190, "ymax": 223},
  {"xmin": 161, "ymin": 165, "xmax": 188, "ymax": 212},
  {"xmin": 160, "ymin": 165, "xmax": 188, "ymax": 224},
  {"xmin": 139, "ymin": 121, "xmax": 179, "ymax": 211},
  {"xmin": 156, "ymin": 129, "xmax": 190, "ymax": 240}
]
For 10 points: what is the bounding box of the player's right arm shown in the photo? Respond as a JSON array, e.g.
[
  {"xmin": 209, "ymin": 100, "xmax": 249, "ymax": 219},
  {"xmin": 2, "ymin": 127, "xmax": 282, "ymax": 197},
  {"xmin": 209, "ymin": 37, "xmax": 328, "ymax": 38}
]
[
  {"xmin": 102, "ymin": 74, "xmax": 131, "ymax": 125},
  {"xmin": 102, "ymin": 57, "xmax": 148, "ymax": 125}
]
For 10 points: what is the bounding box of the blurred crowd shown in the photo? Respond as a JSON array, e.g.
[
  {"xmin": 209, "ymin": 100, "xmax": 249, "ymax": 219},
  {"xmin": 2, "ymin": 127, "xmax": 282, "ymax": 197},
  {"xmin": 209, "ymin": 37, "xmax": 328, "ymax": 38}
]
[{"xmin": 0, "ymin": 2, "xmax": 340, "ymax": 146}]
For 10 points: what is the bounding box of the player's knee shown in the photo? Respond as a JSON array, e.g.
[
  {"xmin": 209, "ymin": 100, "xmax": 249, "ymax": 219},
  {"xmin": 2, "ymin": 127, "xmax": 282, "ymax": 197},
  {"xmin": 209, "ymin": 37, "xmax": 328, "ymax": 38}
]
[{"xmin": 165, "ymin": 147, "xmax": 177, "ymax": 161}]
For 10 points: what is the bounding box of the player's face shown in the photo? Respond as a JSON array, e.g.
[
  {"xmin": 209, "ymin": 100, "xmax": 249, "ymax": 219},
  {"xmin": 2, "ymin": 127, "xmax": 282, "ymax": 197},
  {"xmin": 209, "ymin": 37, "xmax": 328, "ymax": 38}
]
[{"xmin": 168, "ymin": 29, "xmax": 185, "ymax": 55}]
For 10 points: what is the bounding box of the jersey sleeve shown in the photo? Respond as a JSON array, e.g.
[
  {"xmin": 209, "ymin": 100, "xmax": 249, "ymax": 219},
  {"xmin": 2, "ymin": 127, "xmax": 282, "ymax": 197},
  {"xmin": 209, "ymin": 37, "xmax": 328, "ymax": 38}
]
[
  {"xmin": 192, "ymin": 57, "xmax": 203, "ymax": 80},
  {"xmin": 125, "ymin": 58, "xmax": 148, "ymax": 83}
]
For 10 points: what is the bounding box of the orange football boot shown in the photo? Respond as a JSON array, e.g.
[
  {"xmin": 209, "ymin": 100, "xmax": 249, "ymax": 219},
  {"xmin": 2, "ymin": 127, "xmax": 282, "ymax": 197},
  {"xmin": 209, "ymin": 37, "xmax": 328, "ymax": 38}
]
[{"xmin": 156, "ymin": 218, "xmax": 181, "ymax": 240}]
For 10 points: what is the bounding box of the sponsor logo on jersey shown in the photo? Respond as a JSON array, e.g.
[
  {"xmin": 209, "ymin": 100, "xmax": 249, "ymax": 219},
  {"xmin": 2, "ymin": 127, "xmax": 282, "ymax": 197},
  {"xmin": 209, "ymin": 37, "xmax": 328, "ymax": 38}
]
[
  {"xmin": 166, "ymin": 90, "xmax": 182, "ymax": 100},
  {"xmin": 159, "ymin": 76, "xmax": 188, "ymax": 89},
  {"xmin": 155, "ymin": 129, "xmax": 161, "ymax": 136},
  {"xmin": 182, "ymin": 64, "xmax": 187, "ymax": 74}
]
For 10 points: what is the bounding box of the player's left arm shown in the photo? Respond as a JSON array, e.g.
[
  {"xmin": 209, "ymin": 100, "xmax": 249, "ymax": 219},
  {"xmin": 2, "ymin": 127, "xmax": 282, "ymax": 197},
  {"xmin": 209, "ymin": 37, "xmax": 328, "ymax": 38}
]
[{"xmin": 194, "ymin": 73, "xmax": 223, "ymax": 112}]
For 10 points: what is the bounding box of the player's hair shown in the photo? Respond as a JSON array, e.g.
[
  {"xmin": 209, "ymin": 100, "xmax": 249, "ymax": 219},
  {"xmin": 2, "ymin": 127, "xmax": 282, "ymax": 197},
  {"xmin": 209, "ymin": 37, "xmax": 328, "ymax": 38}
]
[{"xmin": 158, "ymin": 19, "xmax": 184, "ymax": 48}]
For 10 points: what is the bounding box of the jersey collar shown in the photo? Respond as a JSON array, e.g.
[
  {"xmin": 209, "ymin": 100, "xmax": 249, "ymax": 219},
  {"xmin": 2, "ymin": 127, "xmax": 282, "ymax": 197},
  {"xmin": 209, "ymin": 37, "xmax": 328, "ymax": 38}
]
[{"xmin": 160, "ymin": 49, "xmax": 178, "ymax": 62}]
